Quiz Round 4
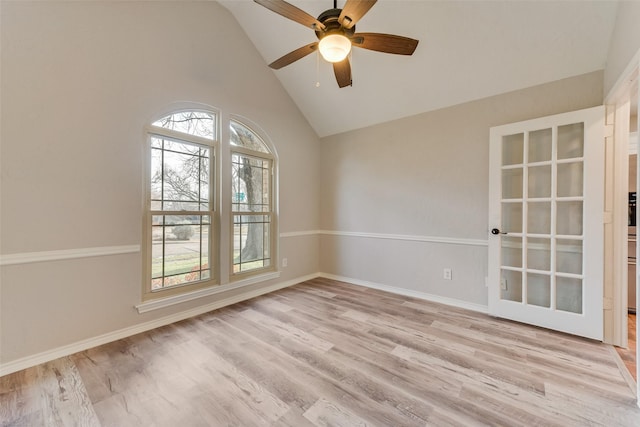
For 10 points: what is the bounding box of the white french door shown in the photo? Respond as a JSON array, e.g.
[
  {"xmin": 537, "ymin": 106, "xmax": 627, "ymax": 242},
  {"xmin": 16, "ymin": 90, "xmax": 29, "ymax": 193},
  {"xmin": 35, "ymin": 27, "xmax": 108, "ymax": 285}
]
[{"xmin": 488, "ymin": 106, "xmax": 605, "ymax": 340}]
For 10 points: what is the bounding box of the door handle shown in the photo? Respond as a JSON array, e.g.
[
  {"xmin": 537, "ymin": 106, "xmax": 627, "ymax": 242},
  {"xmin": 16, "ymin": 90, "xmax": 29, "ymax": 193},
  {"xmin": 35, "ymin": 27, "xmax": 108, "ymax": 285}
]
[{"xmin": 491, "ymin": 228, "xmax": 506, "ymax": 235}]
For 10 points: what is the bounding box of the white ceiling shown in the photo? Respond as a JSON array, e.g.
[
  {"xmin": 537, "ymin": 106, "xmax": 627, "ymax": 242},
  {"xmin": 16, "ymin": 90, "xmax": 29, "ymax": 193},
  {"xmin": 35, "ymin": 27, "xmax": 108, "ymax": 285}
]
[{"xmin": 221, "ymin": 0, "xmax": 619, "ymax": 137}]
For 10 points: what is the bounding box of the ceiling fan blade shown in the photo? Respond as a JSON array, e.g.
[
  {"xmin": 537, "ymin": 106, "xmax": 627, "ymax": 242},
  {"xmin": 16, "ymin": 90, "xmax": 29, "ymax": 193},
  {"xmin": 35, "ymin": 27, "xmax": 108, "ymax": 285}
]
[
  {"xmin": 351, "ymin": 32, "xmax": 419, "ymax": 55},
  {"xmin": 339, "ymin": 0, "xmax": 377, "ymax": 29},
  {"xmin": 269, "ymin": 42, "xmax": 318, "ymax": 69},
  {"xmin": 333, "ymin": 58, "xmax": 352, "ymax": 88},
  {"xmin": 254, "ymin": 0, "xmax": 325, "ymax": 31}
]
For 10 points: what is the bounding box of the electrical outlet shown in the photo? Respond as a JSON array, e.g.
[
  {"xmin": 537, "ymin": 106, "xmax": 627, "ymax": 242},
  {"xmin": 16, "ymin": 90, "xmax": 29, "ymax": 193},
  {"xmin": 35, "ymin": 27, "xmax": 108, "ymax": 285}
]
[
  {"xmin": 282, "ymin": 258, "xmax": 288, "ymax": 268},
  {"xmin": 443, "ymin": 268, "xmax": 452, "ymax": 280},
  {"xmin": 500, "ymin": 278, "xmax": 507, "ymax": 290}
]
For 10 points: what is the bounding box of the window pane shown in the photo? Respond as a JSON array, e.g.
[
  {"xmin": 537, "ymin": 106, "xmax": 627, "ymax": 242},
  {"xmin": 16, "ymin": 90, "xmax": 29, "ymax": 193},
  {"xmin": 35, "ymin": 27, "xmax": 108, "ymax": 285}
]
[
  {"xmin": 152, "ymin": 111, "xmax": 215, "ymax": 140},
  {"xmin": 501, "ymin": 236, "xmax": 522, "ymax": 268},
  {"xmin": 232, "ymin": 154, "xmax": 270, "ymax": 212},
  {"xmin": 150, "ymin": 137, "xmax": 210, "ymax": 212},
  {"xmin": 501, "ymin": 269, "xmax": 522, "ymax": 302},
  {"xmin": 556, "ymin": 239, "xmax": 582, "ymax": 275},
  {"xmin": 502, "ymin": 133, "xmax": 523, "ymax": 166},
  {"xmin": 150, "ymin": 215, "xmax": 211, "ymax": 290},
  {"xmin": 557, "ymin": 201, "xmax": 583, "ymax": 235},
  {"xmin": 557, "ymin": 161, "xmax": 583, "ymax": 197},
  {"xmin": 527, "ymin": 273, "xmax": 550, "ymax": 308},
  {"xmin": 502, "ymin": 168, "xmax": 523, "ymax": 199},
  {"xmin": 501, "ymin": 202, "xmax": 522, "ymax": 233},
  {"xmin": 527, "ymin": 237, "xmax": 551, "ymax": 271},
  {"xmin": 528, "ymin": 128, "xmax": 552, "ymax": 163},
  {"xmin": 230, "ymin": 120, "xmax": 269, "ymax": 153},
  {"xmin": 557, "ymin": 122, "xmax": 584, "ymax": 159},
  {"xmin": 233, "ymin": 214, "xmax": 271, "ymax": 273},
  {"xmin": 556, "ymin": 277, "xmax": 583, "ymax": 314},
  {"xmin": 528, "ymin": 165, "xmax": 551, "ymax": 198},
  {"xmin": 528, "ymin": 202, "xmax": 551, "ymax": 234}
]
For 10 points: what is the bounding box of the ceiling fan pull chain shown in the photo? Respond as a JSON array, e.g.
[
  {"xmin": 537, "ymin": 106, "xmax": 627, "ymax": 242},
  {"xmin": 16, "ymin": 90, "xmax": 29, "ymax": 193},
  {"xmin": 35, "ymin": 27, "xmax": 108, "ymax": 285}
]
[{"xmin": 315, "ymin": 50, "xmax": 321, "ymax": 88}]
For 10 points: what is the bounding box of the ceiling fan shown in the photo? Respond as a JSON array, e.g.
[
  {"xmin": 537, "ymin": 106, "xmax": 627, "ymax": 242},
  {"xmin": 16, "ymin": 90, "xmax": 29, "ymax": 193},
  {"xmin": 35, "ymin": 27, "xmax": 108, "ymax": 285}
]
[{"xmin": 254, "ymin": 0, "xmax": 419, "ymax": 88}]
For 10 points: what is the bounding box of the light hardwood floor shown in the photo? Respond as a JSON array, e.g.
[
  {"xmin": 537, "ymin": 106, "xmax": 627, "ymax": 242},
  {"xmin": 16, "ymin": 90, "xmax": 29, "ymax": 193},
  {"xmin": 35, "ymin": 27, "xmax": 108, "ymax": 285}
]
[
  {"xmin": 2, "ymin": 277, "xmax": 639, "ymax": 426},
  {"xmin": 616, "ymin": 314, "xmax": 637, "ymax": 381}
]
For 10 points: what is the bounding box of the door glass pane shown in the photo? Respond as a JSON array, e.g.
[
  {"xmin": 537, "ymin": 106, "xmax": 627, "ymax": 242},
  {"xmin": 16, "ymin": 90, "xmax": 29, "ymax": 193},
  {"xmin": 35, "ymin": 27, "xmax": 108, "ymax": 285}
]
[
  {"xmin": 528, "ymin": 128, "xmax": 552, "ymax": 162},
  {"xmin": 502, "ymin": 168, "xmax": 523, "ymax": 199},
  {"xmin": 557, "ymin": 201, "xmax": 583, "ymax": 235},
  {"xmin": 527, "ymin": 273, "xmax": 550, "ymax": 308},
  {"xmin": 502, "ymin": 133, "xmax": 524, "ymax": 165},
  {"xmin": 556, "ymin": 239, "xmax": 582, "ymax": 274},
  {"xmin": 527, "ymin": 237, "xmax": 551, "ymax": 271},
  {"xmin": 502, "ymin": 236, "xmax": 522, "ymax": 267},
  {"xmin": 557, "ymin": 162, "xmax": 583, "ymax": 197},
  {"xmin": 528, "ymin": 202, "xmax": 551, "ymax": 234},
  {"xmin": 557, "ymin": 123, "xmax": 584, "ymax": 159},
  {"xmin": 528, "ymin": 165, "xmax": 551, "ymax": 198},
  {"xmin": 556, "ymin": 277, "xmax": 583, "ymax": 314},
  {"xmin": 501, "ymin": 269, "xmax": 522, "ymax": 302},
  {"xmin": 502, "ymin": 202, "xmax": 522, "ymax": 233}
]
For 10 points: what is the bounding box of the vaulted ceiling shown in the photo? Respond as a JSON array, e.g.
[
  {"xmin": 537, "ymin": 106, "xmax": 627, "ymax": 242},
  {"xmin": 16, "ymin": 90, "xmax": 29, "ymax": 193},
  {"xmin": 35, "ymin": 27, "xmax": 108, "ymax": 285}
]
[{"xmin": 221, "ymin": 0, "xmax": 618, "ymax": 137}]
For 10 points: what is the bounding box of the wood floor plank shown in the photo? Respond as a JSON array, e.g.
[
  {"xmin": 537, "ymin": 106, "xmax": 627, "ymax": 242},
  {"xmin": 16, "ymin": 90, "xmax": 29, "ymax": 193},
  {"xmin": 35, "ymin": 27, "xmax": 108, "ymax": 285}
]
[
  {"xmin": 0, "ymin": 357, "xmax": 99, "ymax": 427},
  {"xmin": 302, "ymin": 397, "xmax": 370, "ymax": 427},
  {"xmin": 3, "ymin": 278, "xmax": 640, "ymax": 426}
]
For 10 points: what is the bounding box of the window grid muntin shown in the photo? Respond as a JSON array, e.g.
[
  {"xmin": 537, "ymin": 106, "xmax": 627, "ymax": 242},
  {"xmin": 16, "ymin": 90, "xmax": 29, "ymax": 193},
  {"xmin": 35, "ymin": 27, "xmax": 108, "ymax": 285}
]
[
  {"xmin": 151, "ymin": 214, "xmax": 211, "ymax": 290},
  {"xmin": 499, "ymin": 123, "xmax": 585, "ymax": 313},
  {"xmin": 146, "ymin": 110, "xmax": 217, "ymax": 297},
  {"xmin": 231, "ymin": 152, "xmax": 271, "ymax": 212},
  {"xmin": 152, "ymin": 110, "xmax": 215, "ymax": 140},
  {"xmin": 150, "ymin": 136, "xmax": 210, "ymax": 212},
  {"xmin": 230, "ymin": 122, "xmax": 274, "ymax": 277},
  {"xmin": 230, "ymin": 119, "xmax": 269, "ymax": 153},
  {"xmin": 232, "ymin": 213, "xmax": 272, "ymax": 273}
]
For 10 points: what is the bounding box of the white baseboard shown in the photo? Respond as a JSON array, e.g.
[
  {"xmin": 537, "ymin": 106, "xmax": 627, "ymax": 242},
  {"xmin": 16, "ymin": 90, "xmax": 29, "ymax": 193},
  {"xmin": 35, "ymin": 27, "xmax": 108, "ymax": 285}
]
[
  {"xmin": 0, "ymin": 271, "xmax": 488, "ymax": 377},
  {"xmin": 0, "ymin": 273, "xmax": 319, "ymax": 377},
  {"xmin": 318, "ymin": 273, "xmax": 489, "ymax": 314}
]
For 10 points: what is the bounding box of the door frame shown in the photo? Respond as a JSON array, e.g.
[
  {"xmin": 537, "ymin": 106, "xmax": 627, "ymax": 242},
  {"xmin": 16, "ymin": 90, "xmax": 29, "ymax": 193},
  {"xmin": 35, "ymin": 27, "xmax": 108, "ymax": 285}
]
[{"xmin": 604, "ymin": 48, "xmax": 639, "ymax": 402}]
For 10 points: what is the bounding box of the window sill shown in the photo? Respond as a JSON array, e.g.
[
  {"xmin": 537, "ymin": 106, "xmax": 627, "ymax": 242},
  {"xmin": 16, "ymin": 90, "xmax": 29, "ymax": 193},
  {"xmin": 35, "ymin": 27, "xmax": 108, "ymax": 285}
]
[{"xmin": 135, "ymin": 271, "xmax": 281, "ymax": 314}]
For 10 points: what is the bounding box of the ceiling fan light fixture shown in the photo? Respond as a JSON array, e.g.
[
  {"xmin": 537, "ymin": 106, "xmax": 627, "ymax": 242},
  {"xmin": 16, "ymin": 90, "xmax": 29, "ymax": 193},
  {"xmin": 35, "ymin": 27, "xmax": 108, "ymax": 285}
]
[{"xmin": 318, "ymin": 33, "xmax": 351, "ymax": 63}]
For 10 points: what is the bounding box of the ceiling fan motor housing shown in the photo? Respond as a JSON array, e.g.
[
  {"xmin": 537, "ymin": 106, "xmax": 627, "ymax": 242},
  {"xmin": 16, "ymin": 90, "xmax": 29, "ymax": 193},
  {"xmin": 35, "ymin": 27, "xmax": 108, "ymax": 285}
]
[{"xmin": 314, "ymin": 8, "xmax": 355, "ymax": 40}]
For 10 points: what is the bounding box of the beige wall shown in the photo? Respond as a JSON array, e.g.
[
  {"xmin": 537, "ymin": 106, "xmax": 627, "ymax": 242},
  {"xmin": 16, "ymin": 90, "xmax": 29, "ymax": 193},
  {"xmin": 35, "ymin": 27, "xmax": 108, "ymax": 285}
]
[
  {"xmin": 320, "ymin": 71, "xmax": 604, "ymax": 306},
  {"xmin": 0, "ymin": 1, "xmax": 320, "ymax": 365}
]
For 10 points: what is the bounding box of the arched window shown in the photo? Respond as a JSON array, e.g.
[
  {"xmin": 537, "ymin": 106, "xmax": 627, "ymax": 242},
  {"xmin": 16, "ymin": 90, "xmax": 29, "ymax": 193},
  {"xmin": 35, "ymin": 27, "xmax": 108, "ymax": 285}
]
[
  {"xmin": 143, "ymin": 110, "xmax": 218, "ymax": 300},
  {"xmin": 230, "ymin": 119, "xmax": 275, "ymax": 277}
]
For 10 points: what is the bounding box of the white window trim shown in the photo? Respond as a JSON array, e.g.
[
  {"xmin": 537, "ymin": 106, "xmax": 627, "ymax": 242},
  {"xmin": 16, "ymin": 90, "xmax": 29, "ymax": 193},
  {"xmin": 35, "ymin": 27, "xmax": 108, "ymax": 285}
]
[
  {"xmin": 228, "ymin": 116, "xmax": 279, "ymax": 281},
  {"xmin": 142, "ymin": 109, "xmax": 220, "ymax": 301},
  {"xmin": 135, "ymin": 270, "xmax": 281, "ymax": 313}
]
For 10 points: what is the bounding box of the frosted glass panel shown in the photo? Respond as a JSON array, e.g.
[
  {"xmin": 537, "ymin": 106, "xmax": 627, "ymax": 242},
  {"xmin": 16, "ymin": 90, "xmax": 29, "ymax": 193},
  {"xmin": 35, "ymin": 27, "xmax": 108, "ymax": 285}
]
[
  {"xmin": 527, "ymin": 237, "xmax": 551, "ymax": 271},
  {"xmin": 557, "ymin": 123, "xmax": 584, "ymax": 159},
  {"xmin": 528, "ymin": 128, "xmax": 552, "ymax": 162},
  {"xmin": 527, "ymin": 273, "xmax": 550, "ymax": 308},
  {"xmin": 528, "ymin": 165, "xmax": 551, "ymax": 198},
  {"xmin": 502, "ymin": 236, "xmax": 522, "ymax": 268},
  {"xmin": 502, "ymin": 202, "xmax": 522, "ymax": 233},
  {"xmin": 528, "ymin": 202, "xmax": 551, "ymax": 234},
  {"xmin": 502, "ymin": 168, "xmax": 523, "ymax": 199},
  {"xmin": 557, "ymin": 277, "xmax": 582, "ymax": 314},
  {"xmin": 557, "ymin": 201, "xmax": 583, "ymax": 235},
  {"xmin": 557, "ymin": 162, "xmax": 583, "ymax": 197},
  {"xmin": 502, "ymin": 133, "xmax": 524, "ymax": 165},
  {"xmin": 501, "ymin": 269, "xmax": 522, "ymax": 302},
  {"xmin": 556, "ymin": 239, "xmax": 582, "ymax": 274}
]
